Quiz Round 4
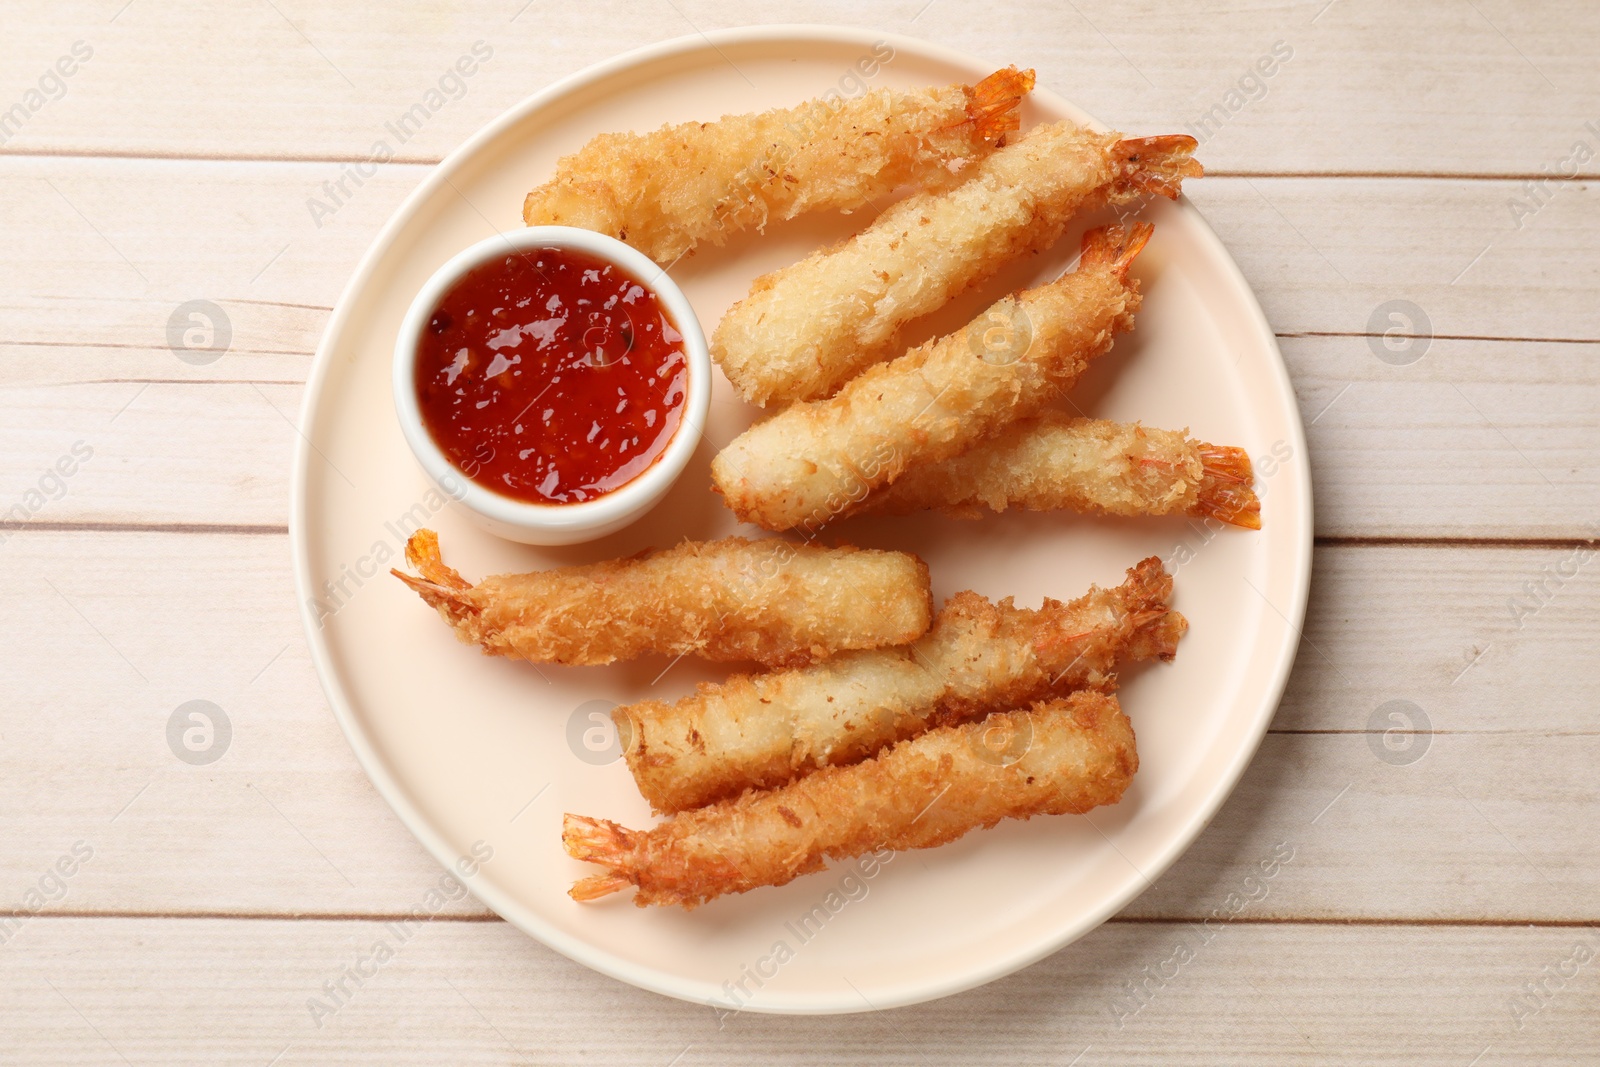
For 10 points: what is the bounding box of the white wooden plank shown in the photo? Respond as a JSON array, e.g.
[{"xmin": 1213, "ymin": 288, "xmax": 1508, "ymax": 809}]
[
  {"xmin": 1280, "ymin": 335, "xmax": 1600, "ymax": 539},
  {"xmin": 3, "ymin": 0, "xmax": 1593, "ymax": 1052},
  {"xmin": 5, "ymin": 157, "xmax": 1600, "ymax": 366},
  {"xmin": 1185, "ymin": 175, "xmax": 1600, "ymax": 343},
  {"xmin": 0, "ymin": 917, "xmax": 1594, "ymax": 1065},
  {"xmin": 1, "ymin": 532, "xmax": 1594, "ymax": 921},
  {"xmin": 1, "ymin": 0, "xmax": 1596, "ymax": 177},
  {"xmin": 1121, "ymin": 732, "xmax": 1600, "ymax": 921},
  {"xmin": 0, "ymin": 380, "xmax": 300, "ymax": 530},
  {"xmin": 0, "ymin": 158, "xmax": 421, "ymax": 372},
  {"xmin": 0, "ymin": 531, "xmax": 491, "ymax": 920},
  {"xmin": 6, "ymin": 336, "xmax": 1597, "ymax": 537},
  {"xmin": 6, "ymin": 159, "xmax": 1598, "ymax": 354},
  {"xmin": 3, "ymin": 158, "xmax": 1598, "ymax": 534},
  {"xmin": 1274, "ymin": 540, "xmax": 1600, "ymax": 737}
]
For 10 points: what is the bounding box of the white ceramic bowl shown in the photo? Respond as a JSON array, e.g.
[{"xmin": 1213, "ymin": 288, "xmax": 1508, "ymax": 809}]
[{"xmin": 391, "ymin": 226, "xmax": 711, "ymax": 545}]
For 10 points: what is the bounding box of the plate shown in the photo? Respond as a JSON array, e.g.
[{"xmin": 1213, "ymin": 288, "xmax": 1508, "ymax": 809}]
[{"xmin": 291, "ymin": 25, "xmax": 1312, "ymax": 1014}]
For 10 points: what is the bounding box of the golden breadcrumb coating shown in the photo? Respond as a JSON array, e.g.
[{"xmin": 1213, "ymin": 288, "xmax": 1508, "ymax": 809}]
[
  {"xmin": 391, "ymin": 529, "xmax": 932, "ymax": 668},
  {"xmin": 522, "ymin": 68, "xmax": 1034, "ymax": 264},
  {"xmin": 711, "ymin": 223, "xmax": 1153, "ymax": 533},
  {"xmin": 566, "ymin": 690, "xmax": 1138, "ymax": 908},
  {"xmin": 861, "ymin": 413, "xmax": 1261, "ymax": 529},
  {"xmin": 621, "ymin": 556, "xmax": 1181, "ymax": 813},
  {"xmin": 713, "ymin": 126, "xmax": 1199, "ymax": 405}
]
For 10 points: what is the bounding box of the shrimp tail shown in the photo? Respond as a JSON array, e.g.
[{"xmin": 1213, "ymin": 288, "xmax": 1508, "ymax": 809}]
[
  {"xmin": 403, "ymin": 529, "xmax": 471, "ymax": 591},
  {"xmin": 1079, "ymin": 221, "xmax": 1155, "ymax": 279},
  {"xmin": 1109, "ymin": 134, "xmax": 1204, "ymax": 201},
  {"xmin": 562, "ymin": 814, "xmax": 642, "ymax": 900},
  {"xmin": 1194, "ymin": 444, "xmax": 1263, "ymax": 530},
  {"xmin": 570, "ymin": 873, "xmax": 633, "ymax": 901},
  {"xmin": 390, "ymin": 529, "xmax": 479, "ymax": 626},
  {"xmin": 965, "ymin": 66, "xmax": 1036, "ymax": 144}
]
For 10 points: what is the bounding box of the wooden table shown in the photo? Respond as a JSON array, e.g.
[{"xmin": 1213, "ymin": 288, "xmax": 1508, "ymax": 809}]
[{"xmin": 4, "ymin": 1, "xmax": 1596, "ymax": 1062}]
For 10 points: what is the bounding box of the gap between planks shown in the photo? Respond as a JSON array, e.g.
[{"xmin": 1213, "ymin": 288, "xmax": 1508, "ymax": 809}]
[
  {"xmin": 1272, "ymin": 728, "xmax": 1600, "ymax": 736},
  {"xmin": 9, "ymin": 328, "xmax": 1598, "ymax": 389},
  {"xmin": 6, "ymin": 147, "xmax": 1593, "ymax": 184},
  {"xmin": 0, "ymin": 521, "xmax": 289, "ymax": 536},
  {"xmin": 3, "ymin": 910, "xmax": 1593, "ymax": 928},
  {"xmin": 4, "ymin": 523, "xmax": 1594, "ymax": 551}
]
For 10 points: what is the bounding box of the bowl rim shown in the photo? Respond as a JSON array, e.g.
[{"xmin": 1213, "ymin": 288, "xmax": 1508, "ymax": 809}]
[{"xmin": 389, "ymin": 224, "xmax": 712, "ymax": 537}]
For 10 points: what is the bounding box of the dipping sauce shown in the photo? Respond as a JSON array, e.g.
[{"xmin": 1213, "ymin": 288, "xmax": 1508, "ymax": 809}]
[{"xmin": 414, "ymin": 247, "xmax": 687, "ymax": 504}]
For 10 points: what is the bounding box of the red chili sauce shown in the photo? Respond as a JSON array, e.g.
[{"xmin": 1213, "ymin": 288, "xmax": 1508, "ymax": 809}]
[{"xmin": 414, "ymin": 247, "xmax": 687, "ymax": 504}]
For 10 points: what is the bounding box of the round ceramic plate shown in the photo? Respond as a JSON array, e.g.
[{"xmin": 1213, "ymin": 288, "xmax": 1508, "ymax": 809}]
[{"xmin": 292, "ymin": 25, "xmax": 1312, "ymax": 1014}]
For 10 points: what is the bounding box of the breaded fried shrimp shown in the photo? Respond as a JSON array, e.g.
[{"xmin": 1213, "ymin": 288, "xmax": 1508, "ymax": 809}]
[
  {"xmin": 522, "ymin": 67, "xmax": 1034, "ymax": 264},
  {"xmin": 620, "ymin": 557, "xmax": 1181, "ymax": 813},
  {"xmin": 391, "ymin": 529, "xmax": 932, "ymax": 668},
  {"xmin": 566, "ymin": 690, "xmax": 1137, "ymax": 908},
  {"xmin": 712, "ymin": 126, "xmax": 1199, "ymax": 405},
  {"xmin": 861, "ymin": 413, "xmax": 1261, "ymax": 529},
  {"xmin": 711, "ymin": 223, "xmax": 1153, "ymax": 533}
]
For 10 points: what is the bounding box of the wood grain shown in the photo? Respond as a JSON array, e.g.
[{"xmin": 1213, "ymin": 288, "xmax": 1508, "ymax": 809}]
[
  {"xmin": 3, "ymin": 159, "xmax": 1598, "ymax": 535},
  {"xmin": 5, "ymin": 160, "xmax": 1600, "ymax": 366},
  {"xmin": 3, "ymin": 918, "xmax": 1595, "ymax": 1065},
  {"xmin": 2, "ymin": 1, "xmax": 1597, "ymax": 176},
  {"xmin": 1, "ymin": 1, "xmax": 1596, "ymax": 1058},
  {"xmin": 1, "ymin": 532, "xmax": 1592, "ymax": 920},
  {"xmin": 8, "ymin": 330, "xmax": 1596, "ymax": 536}
]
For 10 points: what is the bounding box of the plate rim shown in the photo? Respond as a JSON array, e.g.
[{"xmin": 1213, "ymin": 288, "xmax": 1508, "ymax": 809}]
[{"xmin": 290, "ymin": 22, "xmax": 1314, "ymax": 1015}]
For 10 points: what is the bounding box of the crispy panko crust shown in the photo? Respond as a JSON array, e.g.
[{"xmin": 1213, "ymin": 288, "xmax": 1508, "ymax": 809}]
[
  {"xmin": 620, "ymin": 556, "xmax": 1182, "ymax": 813},
  {"xmin": 566, "ymin": 690, "xmax": 1137, "ymax": 908},
  {"xmin": 522, "ymin": 67, "xmax": 1034, "ymax": 264},
  {"xmin": 711, "ymin": 223, "xmax": 1153, "ymax": 533},
  {"xmin": 859, "ymin": 412, "xmax": 1261, "ymax": 529},
  {"xmin": 390, "ymin": 529, "xmax": 932, "ymax": 669},
  {"xmin": 713, "ymin": 126, "xmax": 1200, "ymax": 405}
]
